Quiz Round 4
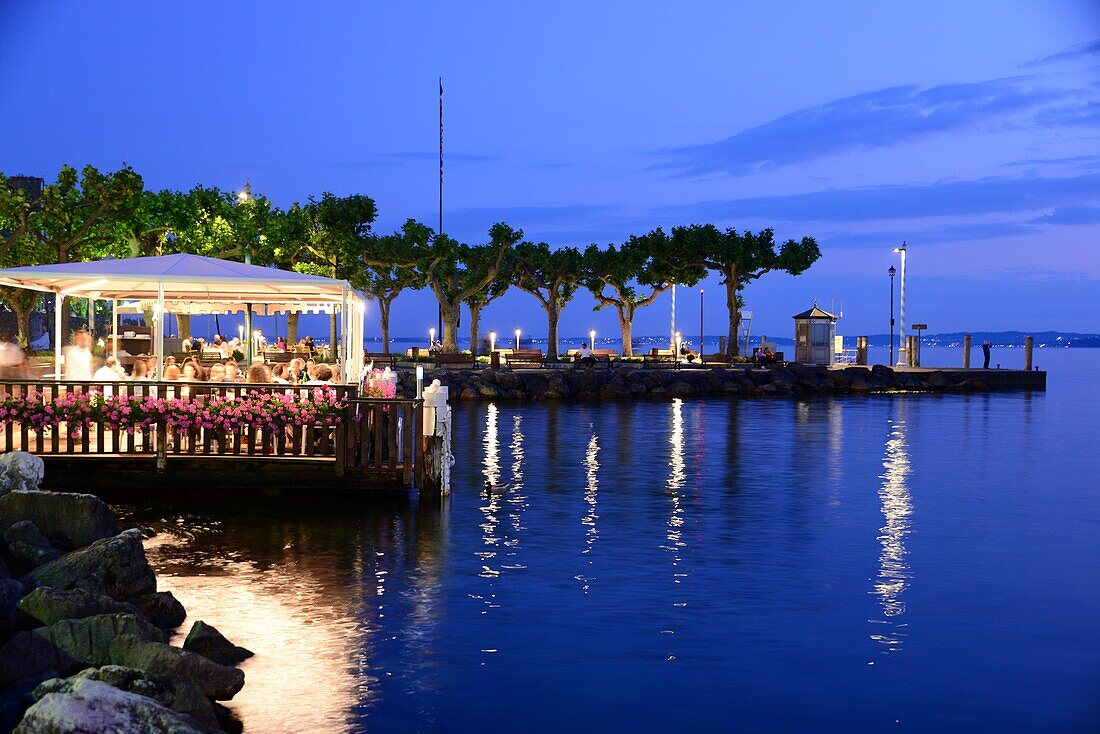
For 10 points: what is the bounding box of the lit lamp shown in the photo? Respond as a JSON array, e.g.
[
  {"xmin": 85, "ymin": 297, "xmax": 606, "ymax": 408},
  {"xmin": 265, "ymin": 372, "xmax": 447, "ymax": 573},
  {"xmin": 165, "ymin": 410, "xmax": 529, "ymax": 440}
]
[
  {"xmin": 489, "ymin": 330, "xmax": 496, "ymax": 353},
  {"xmin": 675, "ymin": 330, "xmax": 682, "ymax": 359},
  {"xmin": 237, "ymin": 324, "xmax": 244, "ymax": 343},
  {"xmin": 515, "ymin": 327, "xmax": 521, "ymax": 351},
  {"xmin": 429, "ymin": 326, "xmax": 436, "ymax": 348},
  {"xmin": 589, "ymin": 329, "xmax": 596, "ymax": 347},
  {"xmin": 892, "ymin": 243, "xmax": 907, "ymax": 367}
]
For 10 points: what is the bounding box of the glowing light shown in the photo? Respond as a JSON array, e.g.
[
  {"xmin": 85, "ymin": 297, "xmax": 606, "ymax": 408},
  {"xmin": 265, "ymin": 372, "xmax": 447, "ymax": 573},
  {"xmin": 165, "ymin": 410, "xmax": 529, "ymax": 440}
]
[
  {"xmin": 589, "ymin": 329, "xmax": 596, "ymax": 346},
  {"xmin": 871, "ymin": 414, "xmax": 913, "ymax": 653},
  {"xmin": 514, "ymin": 328, "xmax": 521, "ymax": 351},
  {"xmin": 429, "ymin": 326, "xmax": 436, "ymax": 347},
  {"xmin": 489, "ymin": 330, "xmax": 496, "ymax": 352}
]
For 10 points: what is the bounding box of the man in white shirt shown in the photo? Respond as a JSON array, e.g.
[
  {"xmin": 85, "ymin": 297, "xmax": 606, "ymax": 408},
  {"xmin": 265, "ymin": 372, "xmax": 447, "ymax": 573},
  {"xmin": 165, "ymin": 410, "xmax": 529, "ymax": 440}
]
[{"xmin": 575, "ymin": 342, "xmax": 595, "ymax": 368}]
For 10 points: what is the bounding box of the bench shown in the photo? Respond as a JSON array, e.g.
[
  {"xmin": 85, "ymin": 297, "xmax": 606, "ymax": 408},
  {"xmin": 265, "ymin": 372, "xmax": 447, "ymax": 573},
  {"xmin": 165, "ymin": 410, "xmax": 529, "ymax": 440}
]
[
  {"xmin": 363, "ymin": 352, "xmax": 397, "ymax": 368},
  {"xmin": 567, "ymin": 348, "xmax": 615, "ymax": 369},
  {"xmin": 434, "ymin": 353, "xmax": 477, "ymax": 369},
  {"xmin": 702, "ymin": 353, "xmax": 734, "ymax": 367},
  {"xmin": 507, "ymin": 349, "xmax": 546, "ymax": 368},
  {"xmin": 643, "ymin": 349, "xmax": 680, "ymax": 369},
  {"xmin": 752, "ymin": 347, "xmax": 785, "ymax": 366}
]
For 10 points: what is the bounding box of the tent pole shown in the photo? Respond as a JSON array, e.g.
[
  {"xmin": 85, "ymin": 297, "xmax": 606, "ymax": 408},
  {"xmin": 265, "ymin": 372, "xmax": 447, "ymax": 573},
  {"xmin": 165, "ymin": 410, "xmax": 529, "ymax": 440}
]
[
  {"xmin": 244, "ymin": 304, "xmax": 253, "ymax": 366},
  {"xmin": 87, "ymin": 297, "xmax": 94, "ymax": 335},
  {"xmin": 112, "ymin": 299, "xmax": 118, "ymax": 358},
  {"xmin": 155, "ymin": 282, "xmax": 165, "ymax": 380},
  {"xmin": 340, "ymin": 287, "xmax": 348, "ymax": 383},
  {"xmin": 53, "ymin": 292, "xmax": 63, "ymax": 380}
]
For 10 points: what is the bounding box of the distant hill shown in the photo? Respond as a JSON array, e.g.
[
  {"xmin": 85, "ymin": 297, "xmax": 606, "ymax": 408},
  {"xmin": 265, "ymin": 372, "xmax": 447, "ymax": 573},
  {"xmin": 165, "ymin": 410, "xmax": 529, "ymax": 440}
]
[{"xmin": 852, "ymin": 331, "xmax": 1100, "ymax": 348}]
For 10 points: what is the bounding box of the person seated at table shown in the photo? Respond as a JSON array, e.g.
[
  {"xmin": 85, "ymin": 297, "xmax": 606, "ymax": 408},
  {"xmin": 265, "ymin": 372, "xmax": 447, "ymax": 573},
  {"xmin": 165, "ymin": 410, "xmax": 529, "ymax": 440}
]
[
  {"xmin": 276, "ymin": 336, "xmax": 287, "ymax": 351},
  {"xmin": 163, "ymin": 365, "xmax": 181, "ymax": 381},
  {"xmin": 271, "ymin": 363, "xmax": 290, "ymax": 384},
  {"xmin": 307, "ymin": 364, "xmax": 333, "ymax": 385},
  {"xmin": 181, "ymin": 363, "xmax": 200, "ymax": 381},
  {"xmin": 181, "ymin": 336, "xmax": 194, "ymax": 352},
  {"xmin": 679, "ymin": 342, "xmax": 698, "ymax": 363},
  {"xmin": 164, "ymin": 355, "xmax": 177, "ymax": 368},
  {"xmin": 247, "ymin": 363, "xmax": 273, "ymax": 383},
  {"xmin": 303, "ymin": 335, "xmax": 316, "ymax": 353},
  {"xmin": 93, "ymin": 356, "xmax": 124, "ymax": 381},
  {"xmin": 575, "ymin": 342, "xmax": 595, "ymax": 368},
  {"xmin": 208, "ymin": 362, "xmax": 227, "ymax": 382},
  {"xmin": 224, "ymin": 360, "xmax": 242, "ymax": 383},
  {"xmin": 305, "ymin": 358, "xmax": 317, "ymax": 378},
  {"xmin": 288, "ymin": 357, "xmax": 306, "ymax": 383},
  {"xmin": 131, "ymin": 359, "xmax": 150, "ymax": 380}
]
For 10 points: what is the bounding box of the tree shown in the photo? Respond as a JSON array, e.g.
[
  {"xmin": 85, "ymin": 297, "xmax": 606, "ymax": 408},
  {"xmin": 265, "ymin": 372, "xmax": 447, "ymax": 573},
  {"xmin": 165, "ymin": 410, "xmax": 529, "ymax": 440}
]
[
  {"xmin": 668, "ymin": 225, "xmax": 821, "ymax": 356},
  {"xmin": 512, "ymin": 242, "xmax": 584, "ymax": 359},
  {"xmin": 464, "ymin": 266, "xmax": 510, "ymax": 356},
  {"xmin": 1, "ymin": 165, "xmax": 144, "ymax": 344},
  {"xmin": 347, "ymin": 223, "xmax": 428, "ymax": 354},
  {"xmin": 583, "ymin": 229, "xmax": 701, "ymax": 357}
]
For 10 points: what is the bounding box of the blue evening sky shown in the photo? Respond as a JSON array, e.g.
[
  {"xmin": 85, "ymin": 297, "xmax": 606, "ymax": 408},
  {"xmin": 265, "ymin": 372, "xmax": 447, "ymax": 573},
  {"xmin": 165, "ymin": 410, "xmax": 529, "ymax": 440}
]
[{"xmin": 2, "ymin": 1, "xmax": 1098, "ymax": 341}]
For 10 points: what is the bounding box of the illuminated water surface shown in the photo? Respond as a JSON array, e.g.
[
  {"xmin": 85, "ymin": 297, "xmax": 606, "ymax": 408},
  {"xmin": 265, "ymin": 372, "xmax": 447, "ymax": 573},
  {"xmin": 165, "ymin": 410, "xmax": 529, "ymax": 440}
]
[{"xmin": 114, "ymin": 349, "xmax": 1100, "ymax": 732}]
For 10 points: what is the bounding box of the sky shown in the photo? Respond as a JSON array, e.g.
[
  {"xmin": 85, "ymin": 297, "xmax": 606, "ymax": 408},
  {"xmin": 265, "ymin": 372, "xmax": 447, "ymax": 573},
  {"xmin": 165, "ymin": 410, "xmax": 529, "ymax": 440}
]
[{"xmin": 2, "ymin": 1, "xmax": 1099, "ymax": 342}]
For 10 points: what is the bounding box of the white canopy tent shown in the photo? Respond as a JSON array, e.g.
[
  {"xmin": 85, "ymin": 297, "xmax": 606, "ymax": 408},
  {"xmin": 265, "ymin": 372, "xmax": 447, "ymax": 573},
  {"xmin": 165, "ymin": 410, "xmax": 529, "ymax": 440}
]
[{"xmin": 0, "ymin": 254, "xmax": 366, "ymax": 383}]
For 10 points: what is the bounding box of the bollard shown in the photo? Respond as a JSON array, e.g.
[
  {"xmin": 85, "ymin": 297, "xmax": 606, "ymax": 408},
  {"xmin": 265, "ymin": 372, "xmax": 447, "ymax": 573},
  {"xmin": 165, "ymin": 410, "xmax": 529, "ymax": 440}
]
[
  {"xmin": 491, "ymin": 350, "xmax": 501, "ymax": 369},
  {"xmin": 421, "ymin": 380, "xmax": 451, "ymax": 496},
  {"xmin": 963, "ymin": 335, "xmax": 971, "ymax": 368},
  {"xmin": 1025, "ymin": 336, "xmax": 1033, "ymax": 371},
  {"xmin": 856, "ymin": 336, "xmax": 868, "ymax": 365}
]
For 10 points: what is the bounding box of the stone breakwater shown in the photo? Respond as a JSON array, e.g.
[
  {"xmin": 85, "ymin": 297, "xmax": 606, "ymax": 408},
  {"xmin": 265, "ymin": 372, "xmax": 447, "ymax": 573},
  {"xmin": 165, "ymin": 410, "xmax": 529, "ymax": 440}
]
[
  {"xmin": 0, "ymin": 453, "xmax": 251, "ymax": 733},
  {"xmin": 397, "ymin": 364, "xmax": 1045, "ymax": 401}
]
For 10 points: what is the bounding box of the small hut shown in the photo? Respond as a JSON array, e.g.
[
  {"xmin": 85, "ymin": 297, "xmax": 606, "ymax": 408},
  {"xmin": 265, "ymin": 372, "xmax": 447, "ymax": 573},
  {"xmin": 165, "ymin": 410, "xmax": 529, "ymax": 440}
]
[{"xmin": 793, "ymin": 304, "xmax": 837, "ymax": 365}]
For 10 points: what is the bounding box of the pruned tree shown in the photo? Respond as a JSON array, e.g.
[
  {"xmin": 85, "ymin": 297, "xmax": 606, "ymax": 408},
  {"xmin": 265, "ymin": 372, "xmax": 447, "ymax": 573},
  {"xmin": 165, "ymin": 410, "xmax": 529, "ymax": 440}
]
[
  {"xmin": 464, "ymin": 266, "xmax": 511, "ymax": 356},
  {"xmin": 513, "ymin": 242, "xmax": 584, "ymax": 359},
  {"xmin": 347, "ymin": 223, "xmax": 428, "ymax": 354},
  {"xmin": 667, "ymin": 225, "xmax": 821, "ymax": 356}
]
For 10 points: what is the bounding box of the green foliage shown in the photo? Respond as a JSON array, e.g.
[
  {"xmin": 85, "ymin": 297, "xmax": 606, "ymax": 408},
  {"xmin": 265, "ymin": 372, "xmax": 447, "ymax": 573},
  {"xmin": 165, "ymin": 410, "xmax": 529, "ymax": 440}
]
[{"xmin": 513, "ymin": 241, "xmax": 584, "ymax": 359}]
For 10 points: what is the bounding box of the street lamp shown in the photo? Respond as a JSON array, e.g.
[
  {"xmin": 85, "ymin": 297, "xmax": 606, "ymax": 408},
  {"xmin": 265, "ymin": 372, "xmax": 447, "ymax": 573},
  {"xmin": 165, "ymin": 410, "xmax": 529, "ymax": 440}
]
[
  {"xmin": 699, "ymin": 288, "xmax": 704, "ymax": 357},
  {"xmin": 670, "ymin": 283, "xmax": 677, "ymax": 349},
  {"xmin": 489, "ymin": 330, "xmax": 496, "ymax": 353},
  {"xmin": 675, "ymin": 330, "xmax": 682, "ymax": 360},
  {"xmin": 892, "ymin": 243, "xmax": 907, "ymax": 367},
  {"xmin": 589, "ymin": 329, "xmax": 596, "ymax": 347},
  {"xmin": 428, "ymin": 326, "xmax": 435, "ymax": 349},
  {"xmin": 514, "ymin": 328, "xmax": 521, "ymax": 351},
  {"xmin": 888, "ymin": 265, "xmax": 896, "ymax": 365}
]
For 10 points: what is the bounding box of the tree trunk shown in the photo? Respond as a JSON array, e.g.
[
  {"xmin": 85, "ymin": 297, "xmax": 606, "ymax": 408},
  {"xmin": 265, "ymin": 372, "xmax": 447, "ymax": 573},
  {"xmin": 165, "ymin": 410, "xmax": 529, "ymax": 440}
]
[
  {"xmin": 441, "ymin": 301, "xmax": 460, "ymax": 352},
  {"xmin": 287, "ymin": 312, "xmax": 300, "ymax": 346},
  {"xmin": 725, "ymin": 276, "xmax": 741, "ymax": 357},
  {"xmin": 468, "ymin": 305, "xmax": 481, "ymax": 356},
  {"xmin": 177, "ymin": 314, "xmax": 191, "ymax": 341},
  {"xmin": 617, "ymin": 306, "xmax": 635, "ymax": 357},
  {"xmin": 329, "ymin": 313, "xmax": 337, "ymax": 357},
  {"xmin": 378, "ymin": 299, "xmax": 392, "ymax": 354},
  {"xmin": 545, "ymin": 302, "xmax": 561, "ymax": 360}
]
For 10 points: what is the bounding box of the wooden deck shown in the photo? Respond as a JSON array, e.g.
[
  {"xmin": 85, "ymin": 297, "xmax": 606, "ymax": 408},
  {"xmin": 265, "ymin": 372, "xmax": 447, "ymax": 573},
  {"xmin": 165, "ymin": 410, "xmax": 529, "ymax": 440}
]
[{"xmin": 0, "ymin": 380, "xmax": 426, "ymax": 491}]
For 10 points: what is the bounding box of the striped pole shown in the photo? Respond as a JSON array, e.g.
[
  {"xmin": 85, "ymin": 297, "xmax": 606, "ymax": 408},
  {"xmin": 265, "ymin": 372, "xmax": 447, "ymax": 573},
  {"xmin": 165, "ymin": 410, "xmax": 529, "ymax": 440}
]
[{"xmin": 670, "ymin": 284, "xmax": 676, "ymax": 350}]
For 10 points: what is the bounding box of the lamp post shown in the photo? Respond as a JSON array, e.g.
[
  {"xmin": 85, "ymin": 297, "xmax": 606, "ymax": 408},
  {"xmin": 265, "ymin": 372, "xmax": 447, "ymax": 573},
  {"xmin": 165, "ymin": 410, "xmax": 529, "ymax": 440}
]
[
  {"xmin": 589, "ymin": 329, "xmax": 596, "ymax": 348},
  {"xmin": 514, "ymin": 328, "xmax": 521, "ymax": 351},
  {"xmin": 670, "ymin": 283, "xmax": 677, "ymax": 349},
  {"xmin": 699, "ymin": 288, "xmax": 704, "ymax": 357},
  {"xmin": 675, "ymin": 330, "xmax": 682, "ymax": 361},
  {"xmin": 892, "ymin": 243, "xmax": 907, "ymax": 367},
  {"xmin": 489, "ymin": 330, "xmax": 496, "ymax": 353},
  {"xmin": 428, "ymin": 326, "xmax": 435, "ymax": 349},
  {"xmin": 888, "ymin": 265, "xmax": 896, "ymax": 365}
]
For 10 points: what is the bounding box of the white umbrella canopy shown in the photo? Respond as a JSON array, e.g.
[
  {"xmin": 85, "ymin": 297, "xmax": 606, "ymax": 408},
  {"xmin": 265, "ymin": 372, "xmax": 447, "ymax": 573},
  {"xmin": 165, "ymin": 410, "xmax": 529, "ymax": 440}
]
[{"xmin": 0, "ymin": 255, "xmax": 365, "ymax": 383}]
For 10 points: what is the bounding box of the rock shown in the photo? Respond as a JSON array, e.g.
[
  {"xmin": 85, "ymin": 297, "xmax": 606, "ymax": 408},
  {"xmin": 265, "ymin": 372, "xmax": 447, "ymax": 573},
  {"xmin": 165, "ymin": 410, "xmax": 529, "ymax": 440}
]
[
  {"xmin": 130, "ymin": 591, "xmax": 187, "ymax": 630},
  {"xmin": 667, "ymin": 381, "xmax": 695, "ymax": 397},
  {"xmin": 109, "ymin": 635, "xmax": 245, "ymax": 701},
  {"xmin": 0, "ymin": 630, "xmax": 75, "ymax": 688},
  {"xmin": 0, "ymin": 452, "xmax": 43, "ymax": 496},
  {"xmin": 17, "ymin": 587, "xmax": 142, "ymax": 628},
  {"xmin": 32, "ymin": 666, "xmax": 219, "ymax": 728},
  {"xmin": 4, "ymin": 521, "xmax": 63, "ymax": 576},
  {"xmin": 33, "ymin": 613, "xmax": 168, "ymax": 667},
  {"xmin": 459, "ymin": 387, "xmax": 479, "ymax": 400},
  {"xmin": 182, "ymin": 621, "xmax": 253, "ymax": 665},
  {"xmin": 28, "ymin": 530, "xmax": 156, "ymax": 601},
  {"xmin": 0, "ymin": 554, "xmax": 9, "ymax": 579},
  {"xmin": 0, "ymin": 578, "xmax": 25, "ymax": 645},
  {"xmin": 15, "ymin": 677, "xmax": 219, "ymax": 733},
  {"xmin": 0, "ymin": 491, "xmax": 119, "ymax": 551}
]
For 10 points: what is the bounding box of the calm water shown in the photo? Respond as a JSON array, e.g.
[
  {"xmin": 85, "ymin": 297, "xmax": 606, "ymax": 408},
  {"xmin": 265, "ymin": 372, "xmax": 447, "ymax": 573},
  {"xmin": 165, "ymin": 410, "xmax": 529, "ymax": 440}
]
[{"xmin": 112, "ymin": 348, "xmax": 1099, "ymax": 733}]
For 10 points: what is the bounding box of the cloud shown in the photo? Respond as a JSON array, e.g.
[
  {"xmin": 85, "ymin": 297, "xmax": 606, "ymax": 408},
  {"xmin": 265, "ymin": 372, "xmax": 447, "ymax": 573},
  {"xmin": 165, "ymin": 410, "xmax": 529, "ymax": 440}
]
[
  {"xmin": 659, "ymin": 171, "xmax": 1100, "ymax": 223},
  {"xmin": 1000, "ymin": 154, "xmax": 1100, "ymax": 170},
  {"xmin": 1030, "ymin": 204, "xmax": 1100, "ymax": 226},
  {"xmin": 652, "ymin": 76, "xmax": 1067, "ymax": 177},
  {"xmin": 1025, "ymin": 38, "xmax": 1100, "ymax": 66}
]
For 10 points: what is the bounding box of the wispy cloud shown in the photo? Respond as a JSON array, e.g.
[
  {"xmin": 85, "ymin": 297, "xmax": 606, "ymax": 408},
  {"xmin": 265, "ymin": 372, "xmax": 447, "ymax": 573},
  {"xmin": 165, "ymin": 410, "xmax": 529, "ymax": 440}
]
[
  {"xmin": 652, "ymin": 76, "xmax": 1068, "ymax": 177},
  {"xmin": 1030, "ymin": 204, "xmax": 1100, "ymax": 226},
  {"xmin": 1025, "ymin": 38, "xmax": 1100, "ymax": 67}
]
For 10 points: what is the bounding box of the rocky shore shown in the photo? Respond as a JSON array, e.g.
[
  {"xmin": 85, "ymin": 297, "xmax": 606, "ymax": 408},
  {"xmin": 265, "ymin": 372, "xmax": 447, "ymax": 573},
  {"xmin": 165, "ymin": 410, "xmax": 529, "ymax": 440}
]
[
  {"xmin": 397, "ymin": 363, "xmax": 1044, "ymax": 401},
  {"xmin": 0, "ymin": 453, "xmax": 250, "ymax": 733}
]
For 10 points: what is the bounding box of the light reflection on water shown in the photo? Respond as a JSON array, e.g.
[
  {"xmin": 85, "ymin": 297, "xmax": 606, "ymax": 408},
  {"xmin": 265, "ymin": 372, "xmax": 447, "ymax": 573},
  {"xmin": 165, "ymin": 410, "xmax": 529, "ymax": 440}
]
[{"xmin": 110, "ymin": 350, "xmax": 1100, "ymax": 732}]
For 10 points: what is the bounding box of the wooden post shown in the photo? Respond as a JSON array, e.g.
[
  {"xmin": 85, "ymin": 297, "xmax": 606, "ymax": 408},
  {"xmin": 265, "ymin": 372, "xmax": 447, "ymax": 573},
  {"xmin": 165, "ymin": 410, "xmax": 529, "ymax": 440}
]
[
  {"xmin": 963, "ymin": 335, "xmax": 971, "ymax": 368},
  {"xmin": 1024, "ymin": 336, "xmax": 1033, "ymax": 371},
  {"xmin": 490, "ymin": 350, "xmax": 501, "ymax": 369},
  {"xmin": 156, "ymin": 421, "xmax": 167, "ymax": 473},
  {"xmin": 856, "ymin": 336, "xmax": 868, "ymax": 365},
  {"xmin": 907, "ymin": 336, "xmax": 917, "ymax": 367}
]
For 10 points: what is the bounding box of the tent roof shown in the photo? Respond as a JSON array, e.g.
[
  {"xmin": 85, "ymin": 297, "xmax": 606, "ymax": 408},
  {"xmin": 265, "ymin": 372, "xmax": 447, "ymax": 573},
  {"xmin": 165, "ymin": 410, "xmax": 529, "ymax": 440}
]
[
  {"xmin": 0, "ymin": 254, "xmax": 359, "ymax": 304},
  {"xmin": 792, "ymin": 305, "xmax": 837, "ymax": 320}
]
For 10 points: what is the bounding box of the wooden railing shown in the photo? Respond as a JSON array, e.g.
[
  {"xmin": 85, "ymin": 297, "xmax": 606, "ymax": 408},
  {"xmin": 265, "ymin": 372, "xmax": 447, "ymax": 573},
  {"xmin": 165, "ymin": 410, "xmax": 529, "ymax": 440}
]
[{"xmin": 0, "ymin": 380, "xmax": 424, "ymax": 487}]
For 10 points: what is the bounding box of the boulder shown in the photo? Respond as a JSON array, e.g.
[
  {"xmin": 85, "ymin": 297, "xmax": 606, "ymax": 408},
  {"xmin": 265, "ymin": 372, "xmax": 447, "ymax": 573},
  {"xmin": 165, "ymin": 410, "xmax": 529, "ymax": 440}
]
[
  {"xmin": 182, "ymin": 621, "xmax": 253, "ymax": 665},
  {"xmin": 17, "ymin": 587, "xmax": 142, "ymax": 628},
  {"xmin": 108, "ymin": 635, "xmax": 245, "ymax": 701},
  {"xmin": 28, "ymin": 530, "xmax": 156, "ymax": 601},
  {"xmin": 0, "ymin": 491, "xmax": 118, "ymax": 551},
  {"xmin": 32, "ymin": 666, "xmax": 218, "ymax": 728},
  {"xmin": 33, "ymin": 613, "xmax": 167, "ymax": 667},
  {"xmin": 15, "ymin": 677, "xmax": 219, "ymax": 734},
  {"xmin": 0, "ymin": 578, "xmax": 25, "ymax": 644},
  {"xmin": 0, "ymin": 631, "xmax": 76, "ymax": 688},
  {"xmin": 130, "ymin": 591, "xmax": 187, "ymax": 630},
  {"xmin": 0, "ymin": 452, "xmax": 44, "ymax": 496},
  {"xmin": 4, "ymin": 521, "xmax": 63, "ymax": 576}
]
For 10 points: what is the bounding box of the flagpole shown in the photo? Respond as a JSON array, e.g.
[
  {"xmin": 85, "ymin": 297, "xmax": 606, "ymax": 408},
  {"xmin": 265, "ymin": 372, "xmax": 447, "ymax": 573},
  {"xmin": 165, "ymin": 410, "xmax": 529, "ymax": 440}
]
[{"xmin": 437, "ymin": 76, "xmax": 444, "ymax": 345}]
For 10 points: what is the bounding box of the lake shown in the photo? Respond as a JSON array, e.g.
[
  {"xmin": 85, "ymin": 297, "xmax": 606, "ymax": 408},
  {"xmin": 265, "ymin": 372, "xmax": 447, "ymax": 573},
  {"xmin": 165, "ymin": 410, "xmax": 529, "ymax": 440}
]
[{"xmin": 115, "ymin": 347, "xmax": 1099, "ymax": 732}]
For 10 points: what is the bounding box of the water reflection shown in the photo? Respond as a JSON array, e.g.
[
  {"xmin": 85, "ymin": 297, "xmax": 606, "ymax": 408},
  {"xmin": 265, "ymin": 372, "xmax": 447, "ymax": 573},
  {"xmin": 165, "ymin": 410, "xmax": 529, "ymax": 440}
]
[
  {"xmin": 577, "ymin": 428, "xmax": 600, "ymax": 592},
  {"xmin": 478, "ymin": 403, "xmax": 501, "ymax": 579},
  {"xmin": 871, "ymin": 407, "xmax": 913, "ymax": 653},
  {"xmin": 663, "ymin": 399, "xmax": 688, "ymax": 649}
]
